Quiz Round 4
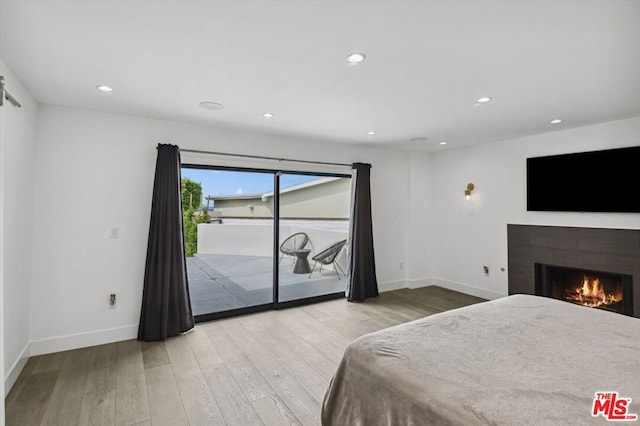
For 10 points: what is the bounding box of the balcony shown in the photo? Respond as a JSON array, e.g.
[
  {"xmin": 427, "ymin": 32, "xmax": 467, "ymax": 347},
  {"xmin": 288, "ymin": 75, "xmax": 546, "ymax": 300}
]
[{"xmin": 189, "ymin": 219, "xmax": 349, "ymax": 316}]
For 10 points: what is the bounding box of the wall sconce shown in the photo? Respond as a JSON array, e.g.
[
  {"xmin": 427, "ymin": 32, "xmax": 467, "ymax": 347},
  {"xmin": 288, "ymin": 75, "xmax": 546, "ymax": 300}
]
[{"xmin": 464, "ymin": 183, "xmax": 475, "ymax": 200}]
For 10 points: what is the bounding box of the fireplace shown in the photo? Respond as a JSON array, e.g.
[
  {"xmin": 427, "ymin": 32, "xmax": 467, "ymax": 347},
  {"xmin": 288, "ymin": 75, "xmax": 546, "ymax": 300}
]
[
  {"xmin": 507, "ymin": 225, "xmax": 640, "ymax": 319},
  {"xmin": 535, "ymin": 263, "xmax": 633, "ymax": 316}
]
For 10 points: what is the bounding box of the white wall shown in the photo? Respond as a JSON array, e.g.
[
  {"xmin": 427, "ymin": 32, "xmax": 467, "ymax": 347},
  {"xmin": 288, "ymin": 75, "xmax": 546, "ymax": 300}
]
[
  {"xmin": 1, "ymin": 60, "xmax": 38, "ymax": 398},
  {"xmin": 414, "ymin": 116, "xmax": 640, "ymax": 300},
  {"xmin": 198, "ymin": 222, "xmax": 348, "ymax": 259},
  {"xmin": 198, "ymin": 224, "xmax": 273, "ymax": 257},
  {"xmin": 0, "ymin": 60, "xmax": 5, "ymax": 422},
  {"xmin": 24, "ymin": 86, "xmax": 640, "ymax": 378},
  {"xmin": 405, "ymin": 151, "xmax": 431, "ymax": 288},
  {"xmin": 29, "ymin": 105, "xmax": 409, "ymax": 355}
]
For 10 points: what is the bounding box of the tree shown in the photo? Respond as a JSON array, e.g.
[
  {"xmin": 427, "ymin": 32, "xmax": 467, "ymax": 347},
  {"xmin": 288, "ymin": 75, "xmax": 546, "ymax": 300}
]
[
  {"xmin": 181, "ymin": 178, "xmax": 209, "ymax": 257},
  {"xmin": 183, "ymin": 207, "xmax": 198, "ymax": 257},
  {"xmin": 181, "ymin": 178, "xmax": 202, "ymax": 211}
]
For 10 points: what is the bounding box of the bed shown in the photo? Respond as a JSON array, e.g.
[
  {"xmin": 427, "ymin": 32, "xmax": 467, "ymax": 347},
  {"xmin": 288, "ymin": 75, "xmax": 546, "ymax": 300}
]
[{"xmin": 321, "ymin": 294, "xmax": 640, "ymax": 425}]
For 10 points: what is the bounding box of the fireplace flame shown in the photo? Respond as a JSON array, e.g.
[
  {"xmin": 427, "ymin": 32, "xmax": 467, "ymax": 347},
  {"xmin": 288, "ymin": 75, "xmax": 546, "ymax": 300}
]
[{"xmin": 566, "ymin": 275, "xmax": 623, "ymax": 308}]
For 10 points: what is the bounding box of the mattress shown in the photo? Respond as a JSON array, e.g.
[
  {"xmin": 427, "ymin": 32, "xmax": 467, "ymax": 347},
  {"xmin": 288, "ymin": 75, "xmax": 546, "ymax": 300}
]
[{"xmin": 321, "ymin": 294, "xmax": 640, "ymax": 425}]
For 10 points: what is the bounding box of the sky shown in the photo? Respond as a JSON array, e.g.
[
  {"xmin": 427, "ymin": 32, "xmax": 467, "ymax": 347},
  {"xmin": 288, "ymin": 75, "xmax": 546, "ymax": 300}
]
[{"xmin": 181, "ymin": 168, "xmax": 319, "ymax": 199}]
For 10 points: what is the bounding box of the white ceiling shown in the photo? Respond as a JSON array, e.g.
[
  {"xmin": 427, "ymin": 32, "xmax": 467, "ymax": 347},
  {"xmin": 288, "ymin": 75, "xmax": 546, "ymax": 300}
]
[{"xmin": 1, "ymin": 0, "xmax": 639, "ymax": 151}]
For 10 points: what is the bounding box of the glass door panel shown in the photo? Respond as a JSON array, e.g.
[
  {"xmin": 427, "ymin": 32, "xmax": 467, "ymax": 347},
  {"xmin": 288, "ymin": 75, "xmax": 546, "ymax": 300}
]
[
  {"xmin": 181, "ymin": 167, "xmax": 274, "ymax": 319},
  {"xmin": 277, "ymin": 173, "xmax": 351, "ymax": 303}
]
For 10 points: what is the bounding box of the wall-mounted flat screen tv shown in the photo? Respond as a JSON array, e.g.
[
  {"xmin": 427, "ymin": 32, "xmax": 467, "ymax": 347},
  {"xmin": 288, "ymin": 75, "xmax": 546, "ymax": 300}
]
[{"xmin": 527, "ymin": 146, "xmax": 640, "ymax": 213}]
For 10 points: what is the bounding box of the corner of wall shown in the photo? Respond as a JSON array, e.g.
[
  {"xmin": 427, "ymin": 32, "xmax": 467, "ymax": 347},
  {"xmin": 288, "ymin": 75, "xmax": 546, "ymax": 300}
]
[
  {"xmin": 1, "ymin": 58, "xmax": 39, "ymax": 401},
  {"xmin": 378, "ymin": 279, "xmax": 409, "ymax": 293},
  {"xmin": 0, "ymin": 58, "xmax": 7, "ymax": 414},
  {"xmin": 29, "ymin": 324, "xmax": 138, "ymax": 357},
  {"xmin": 379, "ymin": 276, "xmax": 506, "ymax": 301},
  {"xmin": 430, "ymin": 277, "xmax": 505, "ymax": 301},
  {"xmin": 4, "ymin": 343, "xmax": 30, "ymax": 396}
]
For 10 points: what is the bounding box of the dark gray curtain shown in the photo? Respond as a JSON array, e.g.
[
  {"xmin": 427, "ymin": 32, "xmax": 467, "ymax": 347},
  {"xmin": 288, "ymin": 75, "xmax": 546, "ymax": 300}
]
[
  {"xmin": 138, "ymin": 144, "xmax": 194, "ymax": 341},
  {"xmin": 347, "ymin": 162, "xmax": 379, "ymax": 302}
]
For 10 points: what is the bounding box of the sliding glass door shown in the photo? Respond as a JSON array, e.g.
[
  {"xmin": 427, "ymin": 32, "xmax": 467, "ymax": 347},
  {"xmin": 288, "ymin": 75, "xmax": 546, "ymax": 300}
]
[
  {"xmin": 181, "ymin": 165, "xmax": 350, "ymax": 321},
  {"xmin": 181, "ymin": 167, "xmax": 274, "ymax": 320},
  {"xmin": 277, "ymin": 173, "xmax": 351, "ymax": 303}
]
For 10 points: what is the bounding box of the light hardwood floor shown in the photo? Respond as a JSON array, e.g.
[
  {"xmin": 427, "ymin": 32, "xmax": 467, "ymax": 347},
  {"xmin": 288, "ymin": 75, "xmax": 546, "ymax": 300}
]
[{"xmin": 5, "ymin": 286, "xmax": 486, "ymax": 426}]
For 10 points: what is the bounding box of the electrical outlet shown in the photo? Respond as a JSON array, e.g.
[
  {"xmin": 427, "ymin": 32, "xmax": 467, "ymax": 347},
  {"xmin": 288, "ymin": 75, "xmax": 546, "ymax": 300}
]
[
  {"xmin": 110, "ymin": 227, "xmax": 119, "ymax": 238},
  {"xmin": 109, "ymin": 293, "xmax": 117, "ymax": 308}
]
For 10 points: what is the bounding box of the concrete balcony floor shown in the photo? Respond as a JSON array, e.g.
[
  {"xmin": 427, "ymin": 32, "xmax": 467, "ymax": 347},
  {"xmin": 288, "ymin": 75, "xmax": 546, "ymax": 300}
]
[{"xmin": 188, "ymin": 253, "xmax": 346, "ymax": 316}]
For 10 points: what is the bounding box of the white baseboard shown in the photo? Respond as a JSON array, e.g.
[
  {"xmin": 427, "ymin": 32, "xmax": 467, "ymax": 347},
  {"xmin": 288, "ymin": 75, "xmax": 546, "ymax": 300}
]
[
  {"xmin": 378, "ymin": 279, "xmax": 408, "ymax": 293},
  {"xmin": 429, "ymin": 277, "xmax": 505, "ymax": 300},
  {"xmin": 379, "ymin": 276, "xmax": 505, "ymax": 301},
  {"xmin": 5, "ymin": 343, "xmax": 30, "ymax": 395},
  {"xmin": 30, "ymin": 324, "xmax": 139, "ymax": 357},
  {"xmin": 407, "ymin": 278, "xmax": 434, "ymax": 289}
]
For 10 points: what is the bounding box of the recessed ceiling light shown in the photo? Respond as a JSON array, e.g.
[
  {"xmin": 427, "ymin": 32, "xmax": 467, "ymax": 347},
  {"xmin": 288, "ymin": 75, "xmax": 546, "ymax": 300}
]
[
  {"xmin": 199, "ymin": 101, "xmax": 224, "ymax": 110},
  {"xmin": 439, "ymin": 141, "xmax": 448, "ymax": 146},
  {"xmin": 96, "ymin": 85, "xmax": 113, "ymax": 93},
  {"xmin": 367, "ymin": 131, "xmax": 377, "ymax": 136},
  {"xmin": 347, "ymin": 52, "xmax": 366, "ymax": 64},
  {"xmin": 476, "ymin": 96, "xmax": 492, "ymax": 103},
  {"xmin": 550, "ymin": 119, "xmax": 562, "ymax": 124},
  {"xmin": 262, "ymin": 112, "xmax": 274, "ymax": 119}
]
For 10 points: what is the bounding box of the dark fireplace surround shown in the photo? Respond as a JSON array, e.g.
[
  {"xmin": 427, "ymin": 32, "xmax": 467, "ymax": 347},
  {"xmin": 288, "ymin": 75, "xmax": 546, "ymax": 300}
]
[{"xmin": 508, "ymin": 224, "xmax": 640, "ymax": 319}]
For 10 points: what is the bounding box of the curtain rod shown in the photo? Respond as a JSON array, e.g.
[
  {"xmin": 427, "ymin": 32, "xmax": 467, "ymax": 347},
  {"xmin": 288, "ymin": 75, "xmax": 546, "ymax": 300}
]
[
  {"xmin": 179, "ymin": 148, "xmax": 353, "ymax": 168},
  {"xmin": 0, "ymin": 76, "xmax": 22, "ymax": 108}
]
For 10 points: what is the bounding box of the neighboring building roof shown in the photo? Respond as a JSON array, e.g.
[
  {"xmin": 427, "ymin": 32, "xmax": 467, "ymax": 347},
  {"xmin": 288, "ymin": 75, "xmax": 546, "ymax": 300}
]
[
  {"xmin": 206, "ymin": 193, "xmax": 263, "ymax": 201},
  {"xmin": 206, "ymin": 176, "xmax": 342, "ymax": 201}
]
